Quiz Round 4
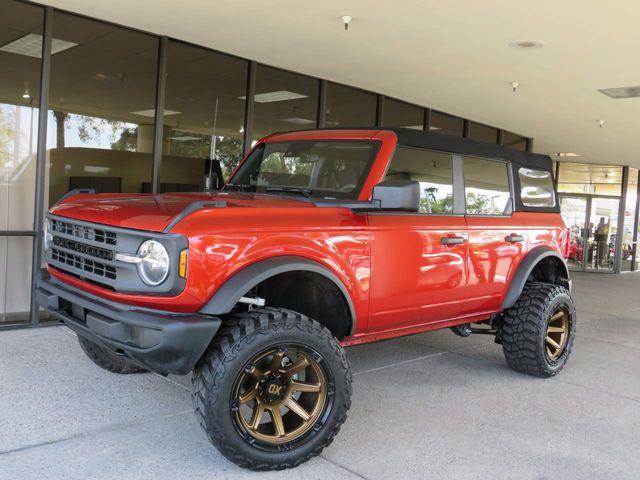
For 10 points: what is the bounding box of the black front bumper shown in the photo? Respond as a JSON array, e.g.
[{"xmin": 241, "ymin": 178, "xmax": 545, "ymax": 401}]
[{"xmin": 36, "ymin": 275, "xmax": 221, "ymax": 375}]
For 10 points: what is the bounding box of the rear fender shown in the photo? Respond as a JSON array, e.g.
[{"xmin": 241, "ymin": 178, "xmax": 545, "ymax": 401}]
[{"xmin": 502, "ymin": 247, "xmax": 571, "ymax": 310}]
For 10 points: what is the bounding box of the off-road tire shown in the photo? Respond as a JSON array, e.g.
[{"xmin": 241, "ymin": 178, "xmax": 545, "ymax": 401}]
[
  {"xmin": 192, "ymin": 307, "xmax": 352, "ymax": 471},
  {"xmin": 502, "ymin": 282, "xmax": 576, "ymax": 378},
  {"xmin": 77, "ymin": 336, "xmax": 147, "ymax": 374}
]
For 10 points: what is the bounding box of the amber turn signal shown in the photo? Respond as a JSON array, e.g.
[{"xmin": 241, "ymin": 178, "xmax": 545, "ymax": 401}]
[{"xmin": 179, "ymin": 249, "xmax": 188, "ymax": 278}]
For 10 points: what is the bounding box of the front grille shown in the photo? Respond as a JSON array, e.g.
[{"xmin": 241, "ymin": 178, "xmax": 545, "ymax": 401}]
[
  {"xmin": 51, "ymin": 248, "xmax": 117, "ymax": 280},
  {"xmin": 51, "ymin": 218, "xmax": 117, "ymax": 246},
  {"xmin": 52, "ymin": 236, "xmax": 114, "ymax": 261}
]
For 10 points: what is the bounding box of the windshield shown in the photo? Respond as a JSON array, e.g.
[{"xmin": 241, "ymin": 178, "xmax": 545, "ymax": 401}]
[{"xmin": 226, "ymin": 140, "xmax": 380, "ymax": 199}]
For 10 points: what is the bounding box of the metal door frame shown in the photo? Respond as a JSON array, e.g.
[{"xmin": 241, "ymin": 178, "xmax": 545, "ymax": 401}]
[{"xmin": 559, "ymin": 193, "xmax": 621, "ymax": 274}]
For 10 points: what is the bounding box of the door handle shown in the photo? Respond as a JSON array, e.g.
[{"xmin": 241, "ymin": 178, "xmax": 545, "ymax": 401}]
[
  {"xmin": 440, "ymin": 236, "xmax": 465, "ymax": 246},
  {"xmin": 505, "ymin": 235, "xmax": 525, "ymax": 243}
]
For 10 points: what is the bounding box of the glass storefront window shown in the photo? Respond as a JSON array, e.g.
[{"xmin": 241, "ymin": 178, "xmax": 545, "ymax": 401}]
[
  {"xmin": 382, "ymin": 98, "xmax": 424, "ymax": 130},
  {"xmin": 587, "ymin": 197, "xmax": 619, "ymax": 271},
  {"xmin": 558, "ymin": 163, "xmax": 623, "ymax": 196},
  {"xmin": 160, "ymin": 41, "xmax": 248, "ymax": 190},
  {"xmin": 502, "ymin": 131, "xmax": 527, "ymax": 151},
  {"xmin": 253, "ymin": 65, "xmax": 318, "ymax": 143},
  {"xmin": 430, "ymin": 111, "xmax": 463, "ymax": 137},
  {"xmin": 621, "ymin": 168, "xmax": 638, "ymax": 271},
  {"xmin": 0, "ymin": 0, "xmax": 43, "ymax": 324},
  {"xmin": 469, "ymin": 122, "xmax": 498, "ymax": 144},
  {"xmin": 325, "ymin": 83, "xmax": 376, "ymax": 127},
  {"xmin": 559, "ymin": 196, "xmax": 588, "ymax": 271},
  {"xmin": 46, "ymin": 13, "xmax": 159, "ymax": 206},
  {"xmin": 0, "ymin": 0, "xmax": 42, "ymax": 231}
]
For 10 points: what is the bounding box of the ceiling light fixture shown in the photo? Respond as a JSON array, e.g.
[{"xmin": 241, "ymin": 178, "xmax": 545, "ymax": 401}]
[
  {"xmin": 239, "ymin": 90, "xmax": 308, "ymax": 103},
  {"xmin": 511, "ymin": 81, "xmax": 519, "ymax": 93},
  {"xmin": 598, "ymin": 119, "xmax": 605, "ymax": 128},
  {"xmin": 342, "ymin": 15, "xmax": 353, "ymax": 31},
  {"xmin": 22, "ymin": 91, "xmax": 30, "ymax": 99},
  {"xmin": 130, "ymin": 109, "xmax": 181, "ymax": 117},
  {"xmin": 167, "ymin": 136, "xmax": 201, "ymax": 142},
  {"xmin": 552, "ymin": 152, "xmax": 579, "ymax": 157},
  {"xmin": 598, "ymin": 86, "xmax": 640, "ymax": 99},
  {"xmin": 509, "ymin": 40, "xmax": 545, "ymax": 49},
  {"xmin": 280, "ymin": 117, "xmax": 316, "ymax": 125},
  {"xmin": 0, "ymin": 33, "xmax": 78, "ymax": 58}
]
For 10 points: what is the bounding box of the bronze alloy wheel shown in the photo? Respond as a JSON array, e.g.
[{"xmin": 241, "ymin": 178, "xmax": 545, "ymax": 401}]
[
  {"xmin": 545, "ymin": 306, "xmax": 570, "ymax": 361},
  {"xmin": 231, "ymin": 344, "xmax": 330, "ymax": 447}
]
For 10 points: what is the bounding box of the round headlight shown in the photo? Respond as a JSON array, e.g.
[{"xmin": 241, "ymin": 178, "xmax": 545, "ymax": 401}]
[{"xmin": 137, "ymin": 240, "xmax": 169, "ymax": 286}]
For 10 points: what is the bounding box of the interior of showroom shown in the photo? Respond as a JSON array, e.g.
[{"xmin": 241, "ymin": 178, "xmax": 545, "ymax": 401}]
[{"xmin": 2, "ymin": 0, "xmax": 639, "ymax": 326}]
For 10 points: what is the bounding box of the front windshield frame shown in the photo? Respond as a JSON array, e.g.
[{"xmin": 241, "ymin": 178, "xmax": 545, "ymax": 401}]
[{"xmin": 225, "ymin": 139, "xmax": 381, "ymax": 200}]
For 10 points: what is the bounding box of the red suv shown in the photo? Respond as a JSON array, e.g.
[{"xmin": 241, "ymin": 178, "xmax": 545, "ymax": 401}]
[{"xmin": 37, "ymin": 128, "xmax": 575, "ymax": 470}]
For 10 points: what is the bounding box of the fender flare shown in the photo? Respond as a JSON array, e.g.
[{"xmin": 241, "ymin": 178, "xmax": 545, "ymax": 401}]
[
  {"xmin": 501, "ymin": 248, "xmax": 571, "ymax": 310},
  {"xmin": 199, "ymin": 256, "xmax": 357, "ymax": 335}
]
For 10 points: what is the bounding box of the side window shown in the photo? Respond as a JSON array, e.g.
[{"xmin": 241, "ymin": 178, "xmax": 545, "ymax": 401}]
[
  {"xmin": 463, "ymin": 156, "xmax": 511, "ymax": 215},
  {"xmin": 385, "ymin": 147, "xmax": 453, "ymax": 214},
  {"xmin": 518, "ymin": 168, "xmax": 556, "ymax": 207}
]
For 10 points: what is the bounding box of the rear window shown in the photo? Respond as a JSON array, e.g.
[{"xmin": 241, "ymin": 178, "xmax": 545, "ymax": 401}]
[
  {"xmin": 463, "ymin": 156, "xmax": 512, "ymax": 215},
  {"xmin": 518, "ymin": 168, "xmax": 556, "ymax": 207}
]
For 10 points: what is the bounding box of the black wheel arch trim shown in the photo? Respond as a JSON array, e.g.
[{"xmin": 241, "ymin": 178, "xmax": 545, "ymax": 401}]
[
  {"xmin": 200, "ymin": 256, "xmax": 357, "ymax": 336},
  {"xmin": 502, "ymin": 247, "xmax": 571, "ymax": 310}
]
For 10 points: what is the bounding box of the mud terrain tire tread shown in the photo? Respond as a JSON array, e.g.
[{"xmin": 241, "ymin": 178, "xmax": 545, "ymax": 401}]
[
  {"xmin": 77, "ymin": 336, "xmax": 147, "ymax": 374},
  {"xmin": 192, "ymin": 307, "xmax": 352, "ymax": 471},
  {"xmin": 502, "ymin": 282, "xmax": 575, "ymax": 378}
]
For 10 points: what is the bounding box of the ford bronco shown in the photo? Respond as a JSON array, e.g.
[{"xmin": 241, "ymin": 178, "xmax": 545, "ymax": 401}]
[{"xmin": 36, "ymin": 128, "xmax": 575, "ymax": 470}]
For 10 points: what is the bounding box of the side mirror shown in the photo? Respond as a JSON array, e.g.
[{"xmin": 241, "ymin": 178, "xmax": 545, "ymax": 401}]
[{"xmin": 372, "ymin": 180, "xmax": 420, "ymax": 212}]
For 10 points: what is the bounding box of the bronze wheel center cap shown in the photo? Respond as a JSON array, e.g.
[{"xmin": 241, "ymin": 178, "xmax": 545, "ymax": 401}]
[{"xmin": 258, "ymin": 373, "xmax": 288, "ymax": 404}]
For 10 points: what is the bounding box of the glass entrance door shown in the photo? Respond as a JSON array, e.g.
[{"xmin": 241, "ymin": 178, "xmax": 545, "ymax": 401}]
[
  {"xmin": 587, "ymin": 197, "xmax": 619, "ymax": 272},
  {"xmin": 559, "ymin": 196, "xmax": 588, "ymax": 271}
]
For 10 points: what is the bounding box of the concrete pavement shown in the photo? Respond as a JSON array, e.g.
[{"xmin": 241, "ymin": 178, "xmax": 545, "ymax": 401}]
[{"xmin": 1, "ymin": 272, "xmax": 639, "ymax": 479}]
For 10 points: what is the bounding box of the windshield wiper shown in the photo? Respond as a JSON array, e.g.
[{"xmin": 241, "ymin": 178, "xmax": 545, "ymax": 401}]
[{"xmin": 264, "ymin": 187, "xmax": 313, "ymax": 198}]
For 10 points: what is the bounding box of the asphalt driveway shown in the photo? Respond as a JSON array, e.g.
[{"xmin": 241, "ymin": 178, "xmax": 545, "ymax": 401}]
[{"xmin": 1, "ymin": 272, "xmax": 639, "ymax": 479}]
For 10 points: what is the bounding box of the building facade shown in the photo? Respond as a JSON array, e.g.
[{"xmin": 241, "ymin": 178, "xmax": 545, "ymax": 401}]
[{"xmin": 1, "ymin": 0, "xmax": 638, "ymax": 327}]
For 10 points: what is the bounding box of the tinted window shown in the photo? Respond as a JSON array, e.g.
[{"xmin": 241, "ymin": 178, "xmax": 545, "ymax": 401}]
[
  {"xmin": 430, "ymin": 111, "xmax": 463, "ymax": 137},
  {"xmin": 382, "ymin": 98, "xmax": 424, "ymax": 130},
  {"xmin": 502, "ymin": 131, "xmax": 528, "ymax": 151},
  {"xmin": 253, "ymin": 65, "xmax": 319, "ymax": 140},
  {"xmin": 47, "ymin": 13, "xmax": 158, "ymax": 205},
  {"xmin": 385, "ymin": 147, "xmax": 453, "ymax": 214},
  {"xmin": 518, "ymin": 168, "xmax": 555, "ymax": 207},
  {"xmin": 228, "ymin": 140, "xmax": 378, "ymax": 199},
  {"xmin": 325, "ymin": 83, "xmax": 376, "ymax": 127},
  {"xmin": 463, "ymin": 157, "xmax": 511, "ymax": 215},
  {"xmin": 161, "ymin": 40, "xmax": 247, "ymax": 189},
  {"xmin": 469, "ymin": 122, "xmax": 498, "ymax": 144}
]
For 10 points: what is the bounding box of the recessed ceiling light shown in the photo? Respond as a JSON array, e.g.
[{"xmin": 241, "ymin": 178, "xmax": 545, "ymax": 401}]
[
  {"xmin": 403, "ymin": 125, "xmax": 423, "ymax": 130},
  {"xmin": 0, "ymin": 33, "xmax": 78, "ymax": 58},
  {"xmin": 130, "ymin": 109, "xmax": 181, "ymax": 117},
  {"xmin": 552, "ymin": 152, "xmax": 579, "ymax": 157},
  {"xmin": 279, "ymin": 117, "xmax": 316, "ymax": 125},
  {"xmin": 509, "ymin": 40, "xmax": 545, "ymax": 50},
  {"xmin": 22, "ymin": 92, "xmax": 31, "ymax": 99},
  {"xmin": 598, "ymin": 86, "xmax": 640, "ymax": 99},
  {"xmin": 239, "ymin": 90, "xmax": 308, "ymax": 103}
]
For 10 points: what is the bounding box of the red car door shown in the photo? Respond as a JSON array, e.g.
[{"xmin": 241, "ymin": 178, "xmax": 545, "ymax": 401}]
[
  {"xmin": 462, "ymin": 156, "xmax": 524, "ymax": 315},
  {"xmin": 368, "ymin": 147, "xmax": 467, "ymax": 333}
]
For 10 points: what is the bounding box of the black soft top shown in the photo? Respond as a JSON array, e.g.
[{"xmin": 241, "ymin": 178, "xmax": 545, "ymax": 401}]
[{"xmin": 388, "ymin": 128, "xmax": 552, "ymax": 172}]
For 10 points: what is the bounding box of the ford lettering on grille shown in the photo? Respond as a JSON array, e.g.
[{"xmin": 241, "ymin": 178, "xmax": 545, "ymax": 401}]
[{"xmin": 52, "ymin": 236, "xmax": 114, "ymax": 261}]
